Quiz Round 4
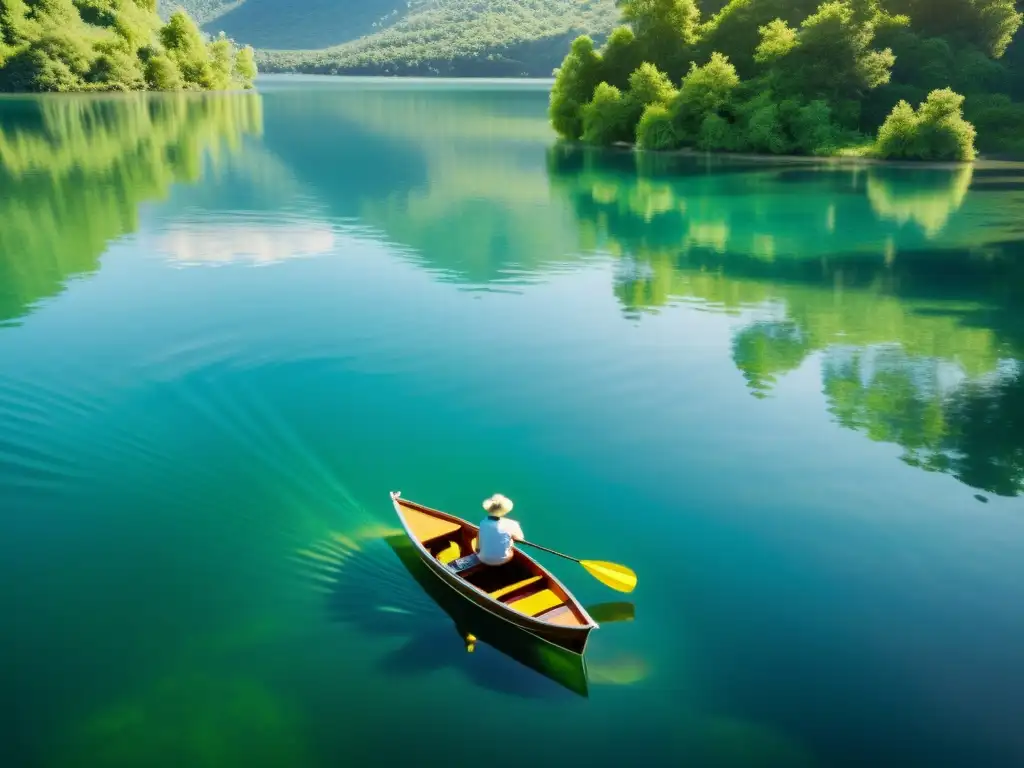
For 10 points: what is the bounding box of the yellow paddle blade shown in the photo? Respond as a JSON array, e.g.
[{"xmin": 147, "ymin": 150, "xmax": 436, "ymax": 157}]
[{"xmin": 580, "ymin": 560, "xmax": 637, "ymax": 593}]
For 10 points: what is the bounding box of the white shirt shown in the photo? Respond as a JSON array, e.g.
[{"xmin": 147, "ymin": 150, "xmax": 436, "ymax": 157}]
[{"xmin": 477, "ymin": 516, "xmax": 524, "ymax": 565}]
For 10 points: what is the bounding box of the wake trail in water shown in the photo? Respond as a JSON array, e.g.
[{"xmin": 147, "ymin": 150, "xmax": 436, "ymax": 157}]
[
  {"xmin": 0, "ymin": 436, "xmax": 90, "ymax": 492},
  {"xmin": 289, "ymin": 531, "xmax": 439, "ymax": 630},
  {"xmin": 154, "ymin": 356, "xmax": 389, "ymax": 549},
  {"xmin": 240, "ymin": 377, "xmax": 366, "ymax": 514},
  {"xmin": 2, "ymin": 348, "xmax": 410, "ymax": 636},
  {"xmin": 131, "ymin": 333, "xmax": 243, "ymax": 383},
  {"xmin": 0, "ymin": 375, "xmax": 110, "ymax": 424},
  {"xmin": 0, "ymin": 375, "xmax": 111, "ymax": 501}
]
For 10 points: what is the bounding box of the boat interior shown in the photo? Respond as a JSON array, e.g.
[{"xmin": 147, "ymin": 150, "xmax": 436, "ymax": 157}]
[{"xmin": 399, "ymin": 502, "xmax": 589, "ymax": 628}]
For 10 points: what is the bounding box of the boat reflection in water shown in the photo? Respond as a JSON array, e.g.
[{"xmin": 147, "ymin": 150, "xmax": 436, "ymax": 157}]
[
  {"xmin": 384, "ymin": 534, "xmax": 596, "ymax": 699},
  {"xmin": 306, "ymin": 525, "xmax": 637, "ymax": 700}
]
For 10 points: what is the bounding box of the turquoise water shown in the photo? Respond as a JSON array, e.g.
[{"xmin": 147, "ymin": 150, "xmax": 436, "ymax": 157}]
[{"xmin": 1, "ymin": 76, "xmax": 1023, "ymax": 767}]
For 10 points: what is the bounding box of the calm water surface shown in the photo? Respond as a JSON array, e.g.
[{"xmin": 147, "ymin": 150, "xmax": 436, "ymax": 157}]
[{"xmin": 2, "ymin": 76, "xmax": 1023, "ymax": 768}]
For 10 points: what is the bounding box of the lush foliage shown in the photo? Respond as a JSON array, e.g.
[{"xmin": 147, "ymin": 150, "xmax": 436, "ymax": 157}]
[
  {"xmin": 875, "ymin": 88, "xmax": 978, "ymax": 160},
  {"xmin": 154, "ymin": 0, "xmax": 1024, "ymax": 122},
  {"xmin": 550, "ymin": 0, "xmax": 1024, "ymax": 158},
  {"xmin": 0, "ymin": 1, "xmax": 256, "ymax": 92}
]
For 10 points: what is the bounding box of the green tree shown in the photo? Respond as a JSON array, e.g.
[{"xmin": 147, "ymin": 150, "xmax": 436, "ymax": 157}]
[
  {"xmin": 581, "ymin": 82, "xmax": 634, "ymax": 145},
  {"xmin": 885, "ymin": 0, "xmax": 1022, "ymax": 58},
  {"xmin": 145, "ymin": 53, "xmax": 183, "ymax": 89},
  {"xmin": 753, "ymin": 18, "xmax": 798, "ymax": 64},
  {"xmin": 875, "ymin": 88, "xmax": 978, "ymax": 161},
  {"xmin": 207, "ymin": 32, "xmax": 235, "ymax": 89},
  {"xmin": 619, "ymin": 0, "xmax": 702, "ymax": 78},
  {"xmin": 625, "ymin": 61, "xmax": 678, "ymax": 123},
  {"xmin": 619, "ymin": 0, "xmax": 701, "ymax": 43},
  {"xmin": 89, "ymin": 48, "xmax": 146, "ymax": 91},
  {"xmin": 160, "ymin": 10, "xmax": 212, "ymax": 86},
  {"xmin": 670, "ymin": 51, "xmax": 741, "ymax": 142},
  {"xmin": 600, "ymin": 26, "xmax": 643, "ymax": 89},
  {"xmin": 1, "ymin": 31, "xmax": 94, "ymax": 92},
  {"xmin": 233, "ymin": 44, "xmax": 257, "ymax": 83},
  {"xmin": 583, "ymin": 60, "xmax": 679, "ymax": 146},
  {"xmin": 0, "ymin": 0, "xmax": 256, "ymax": 92},
  {"xmin": 550, "ymin": 35, "xmax": 605, "ymax": 140},
  {"xmin": 697, "ymin": 0, "xmax": 821, "ymax": 77},
  {"xmin": 636, "ymin": 103, "xmax": 679, "ymax": 149},
  {"xmin": 760, "ymin": 1, "xmax": 895, "ymax": 125}
]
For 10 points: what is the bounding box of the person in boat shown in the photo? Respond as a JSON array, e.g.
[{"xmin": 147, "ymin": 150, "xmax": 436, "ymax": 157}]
[{"xmin": 477, "ymin": 493, "xmax": 524, "ymax": 566}]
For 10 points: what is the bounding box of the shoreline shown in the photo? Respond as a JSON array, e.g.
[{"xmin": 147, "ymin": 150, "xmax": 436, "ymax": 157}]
[
  {"xmin": 253, "ymin": 74, "xmax": 1024, "ymax": 167},
  {"xmin": 570, "ymin": 141, "xmax": 1024, "ymax": 171},
  {"xmin": 3, "ymin": 75, "xmax": 1021, "ymax": 169}
]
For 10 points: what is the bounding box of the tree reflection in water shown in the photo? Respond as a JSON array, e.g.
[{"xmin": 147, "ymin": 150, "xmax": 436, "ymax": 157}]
[{"xmin": 546, "ymin": 145, "xmax": 1024, "ymax": 497}]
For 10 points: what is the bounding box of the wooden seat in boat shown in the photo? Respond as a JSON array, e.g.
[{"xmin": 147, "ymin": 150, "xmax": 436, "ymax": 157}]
[
  {"xmin": 489, "ymin": 576, "xmax": 542, "ymax": 600},
  {"xmin": 506, "ymin": 589, "xmax": 563, "ymax": 617}
]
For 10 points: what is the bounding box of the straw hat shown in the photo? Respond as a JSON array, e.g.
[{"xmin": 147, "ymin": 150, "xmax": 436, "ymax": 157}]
[{"xmin": 482, "ymin": 493, "xmax": 514, "ymax": 517}]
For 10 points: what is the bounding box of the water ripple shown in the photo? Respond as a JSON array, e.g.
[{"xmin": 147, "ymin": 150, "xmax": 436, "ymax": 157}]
[
  {"xmin": 0, "ymin": 375, "xmax": 107, "ymax": 425},
  {"xmin": 130, "ymin": 334, "xmax": 244, "ymax": 383},
  {"xmin": 290, "ymin": 530, "xmax": 438, "ymax": 633}
]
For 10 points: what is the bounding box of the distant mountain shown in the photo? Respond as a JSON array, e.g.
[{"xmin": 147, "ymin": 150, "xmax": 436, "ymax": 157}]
[
  {"xmin": 160, "ymin": 0, "xmax": 425, "ymax": 50},
  {"xmin": 159, "ymin": 0, "xmax": 620, "ymax": 77}
]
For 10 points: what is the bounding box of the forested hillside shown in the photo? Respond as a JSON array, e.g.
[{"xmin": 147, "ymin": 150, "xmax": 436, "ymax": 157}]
[
  {"xmin": 162, "ymin": 0, "xmax": 432, "ymax": 50},
  {"xmin": 154, "ymin": 0, "xmax": 620, "ymax": 76}
]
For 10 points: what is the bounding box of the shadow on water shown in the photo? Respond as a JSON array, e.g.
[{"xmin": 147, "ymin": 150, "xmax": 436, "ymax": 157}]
[{"xmin": 546, "ymin": 145, "xmax": 1024, "ymax": 499}]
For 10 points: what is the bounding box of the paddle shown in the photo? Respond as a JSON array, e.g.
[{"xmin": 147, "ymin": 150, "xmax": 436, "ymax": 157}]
[{"xmin": 517, "ymin": 539, "xmax": 637, "ymax": 594}]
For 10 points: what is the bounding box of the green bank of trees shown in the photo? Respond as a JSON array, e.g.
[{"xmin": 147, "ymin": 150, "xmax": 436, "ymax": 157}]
[
  {"xmin": 551, "ymin": 0, "xmax": 1024, "ymax": 159},
  {"xmin": 0, "ymin": 1, "xmax": 256, "ymax": 92}
]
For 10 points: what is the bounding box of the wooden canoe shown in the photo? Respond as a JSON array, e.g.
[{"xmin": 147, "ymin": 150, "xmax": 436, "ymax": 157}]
[{"xmin": 390, "ymin": 491, "xmax": 598, "ymax": 655}]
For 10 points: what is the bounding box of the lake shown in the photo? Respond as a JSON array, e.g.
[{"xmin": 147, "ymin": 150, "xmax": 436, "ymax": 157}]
[{"xmin": 1, "ymin": 76, "xmax": 1023, "ymax": 768}]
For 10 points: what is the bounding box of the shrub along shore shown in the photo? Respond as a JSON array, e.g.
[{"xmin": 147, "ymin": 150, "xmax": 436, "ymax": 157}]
[{"xmin": 549, "ymin": 0, "xmax": 1024, "ymax": 162}]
